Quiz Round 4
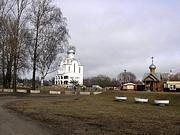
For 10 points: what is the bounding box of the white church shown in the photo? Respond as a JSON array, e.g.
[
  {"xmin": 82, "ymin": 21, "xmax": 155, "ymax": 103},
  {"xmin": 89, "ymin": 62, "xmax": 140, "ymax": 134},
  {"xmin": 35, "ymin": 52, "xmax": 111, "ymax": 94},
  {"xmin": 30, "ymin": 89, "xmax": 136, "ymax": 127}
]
[{"xmin": 55, "ymin": 46, "xmax": 83, "ymax": 87}]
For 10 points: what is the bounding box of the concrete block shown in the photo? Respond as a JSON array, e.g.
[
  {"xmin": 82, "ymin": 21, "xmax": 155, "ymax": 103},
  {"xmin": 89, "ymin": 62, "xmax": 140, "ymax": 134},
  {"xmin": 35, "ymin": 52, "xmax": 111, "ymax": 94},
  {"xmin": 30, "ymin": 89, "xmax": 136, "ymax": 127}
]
[
  {"xmin": 49, "ymin": 91, "xmax": 61, "ymax": 95},
  {"xmin": 80, "ymin": 91, "xmax": 91, "ymax": 95}
]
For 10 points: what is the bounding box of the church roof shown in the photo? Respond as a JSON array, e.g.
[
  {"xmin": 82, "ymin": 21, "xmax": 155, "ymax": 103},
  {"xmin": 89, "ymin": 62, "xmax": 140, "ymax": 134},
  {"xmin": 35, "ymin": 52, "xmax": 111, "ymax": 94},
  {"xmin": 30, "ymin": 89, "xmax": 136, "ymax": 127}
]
[
  {"xmin": 143, "ymin": 73, "xmax": 161, "ymax": 81},
  {"xmin": 62, "ymin": 57, "xmax": 82, "ymax": 66},
  {"xmin": 123, "ymin": 83, "xmax": 136, "ymax": 86}
]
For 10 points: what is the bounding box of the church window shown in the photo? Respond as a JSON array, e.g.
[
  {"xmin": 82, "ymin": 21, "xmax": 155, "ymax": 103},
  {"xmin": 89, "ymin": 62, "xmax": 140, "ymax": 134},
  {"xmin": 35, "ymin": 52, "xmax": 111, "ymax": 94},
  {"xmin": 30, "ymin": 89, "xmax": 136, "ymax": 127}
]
[
  {"xmin": 79, "ymin": 67, "xmax": 81, "ymax": 73},
  {"xmin": 74, "ymin": 63, "xmax": 76, "ymax": 73},
  {"xmin": 170, "ymin": 84, "xmax": 176, "ymax": 90},
  {"xmin": 64, "ymin": 81, "xmax": 68, "ymax": 84},
  {"xmin": 69, "ymin": 66, "xmax": 70, "ymax": 72},
  {"xmin": 64, "ymin": 76, "xmax": 68, "ymax": 79}
]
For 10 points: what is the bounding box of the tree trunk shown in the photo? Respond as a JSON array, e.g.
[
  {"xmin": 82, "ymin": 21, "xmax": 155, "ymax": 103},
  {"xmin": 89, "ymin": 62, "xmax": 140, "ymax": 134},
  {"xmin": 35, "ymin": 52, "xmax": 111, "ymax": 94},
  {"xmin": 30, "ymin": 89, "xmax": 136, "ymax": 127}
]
[
  {"xmin": 2, "ymin": 44, "xmax": 5, "ymax": 89},
  {"xmin": 13, "ymin": 50, "xmax": 17, "ymax": 93},
  {"xmin": 6, "ymin": 62, "xmax": 12, "ymax": 88},
  {"xmin": 13, "ymin": 16, "xmax": 20, "ymax": 93},
  {"xmin": 32, "ymin": 25, "xmax": 39, "ymax": 90},
  {"xmin": 32, "ymin": 50, "xmax": 36, "ymax": 90}
]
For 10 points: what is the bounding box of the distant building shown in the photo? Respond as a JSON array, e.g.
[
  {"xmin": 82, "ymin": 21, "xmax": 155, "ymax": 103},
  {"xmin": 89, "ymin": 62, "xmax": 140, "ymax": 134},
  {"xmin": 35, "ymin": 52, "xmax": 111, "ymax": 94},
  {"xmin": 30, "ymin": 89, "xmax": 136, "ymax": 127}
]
[
  {"xmin": 123, "ymin": 83, "xmax": 136, "ymax": 91},
  {"xmin": 164, "ymin": 81, "xmax": 180, "ymax": 92},
  {"xmin": 143, "ymin": 57, "xmax": 162, "ymax": 91},
  {"xmin": 55, "ymin": 47, "xmax": 83, "ymax": 87}
]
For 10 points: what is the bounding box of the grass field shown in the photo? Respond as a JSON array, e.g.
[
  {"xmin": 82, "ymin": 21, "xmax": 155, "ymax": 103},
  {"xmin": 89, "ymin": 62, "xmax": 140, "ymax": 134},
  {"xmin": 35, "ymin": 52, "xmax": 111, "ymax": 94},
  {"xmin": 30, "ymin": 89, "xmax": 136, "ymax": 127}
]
[{"xmin": 5, "ymin": 91, "xmax": 180, "ymax": 135}]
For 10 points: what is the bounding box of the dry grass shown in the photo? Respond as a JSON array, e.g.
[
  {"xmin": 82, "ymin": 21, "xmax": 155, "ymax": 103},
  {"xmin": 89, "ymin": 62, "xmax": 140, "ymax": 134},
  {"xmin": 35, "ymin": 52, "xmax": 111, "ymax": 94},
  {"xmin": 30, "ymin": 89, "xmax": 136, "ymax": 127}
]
[
  {"xmin": 0, "ymin": 92, "xmax": 13, "ymax": 96},
  {"xmin": 5, "ymin": 91, "xmax": 180, "ymax": 135},
  {"xmin": 39, "ymin": 86, "xmax": 66, "ymax": 94}
]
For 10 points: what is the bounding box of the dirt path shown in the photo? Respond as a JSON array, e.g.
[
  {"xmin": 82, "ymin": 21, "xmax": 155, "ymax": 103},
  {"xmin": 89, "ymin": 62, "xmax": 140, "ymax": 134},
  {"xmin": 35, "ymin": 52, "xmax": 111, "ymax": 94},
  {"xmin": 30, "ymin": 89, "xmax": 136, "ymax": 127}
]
[{"xmin": 0, "ymin": 96, "xmax": 53, "ymax": 135}]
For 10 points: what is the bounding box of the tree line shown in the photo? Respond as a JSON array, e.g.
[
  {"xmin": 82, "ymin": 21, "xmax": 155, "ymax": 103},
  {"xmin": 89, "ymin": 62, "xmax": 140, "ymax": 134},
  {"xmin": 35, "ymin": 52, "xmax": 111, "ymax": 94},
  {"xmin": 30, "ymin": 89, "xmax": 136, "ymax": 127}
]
[
  {"xmin": 84, "ymin": 71, "xmax": 137, "ymax": 88},
  {"xmin": 83, "ymin": 72, "xmax": 180, "ymax": 88},
  {"xmin": 161, "ymin": 72, "xmax": 180, "ymax": 81},
  {"xmin": 0, "ymin": 0, "xmax": 68, "ymax": 91}
]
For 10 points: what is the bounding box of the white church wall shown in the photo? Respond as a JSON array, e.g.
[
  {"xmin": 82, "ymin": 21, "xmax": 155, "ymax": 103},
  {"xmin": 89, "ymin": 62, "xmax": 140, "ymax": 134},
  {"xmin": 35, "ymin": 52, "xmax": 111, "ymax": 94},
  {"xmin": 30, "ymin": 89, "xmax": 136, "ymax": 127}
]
[{"xmin": 55, "ymin": 47, "xmax": 83, "ymax": 87}]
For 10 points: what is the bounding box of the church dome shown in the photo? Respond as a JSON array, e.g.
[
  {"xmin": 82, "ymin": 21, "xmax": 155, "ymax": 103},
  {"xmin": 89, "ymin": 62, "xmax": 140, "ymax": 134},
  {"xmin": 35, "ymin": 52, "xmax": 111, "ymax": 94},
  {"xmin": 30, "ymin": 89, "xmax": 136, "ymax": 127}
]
[{"xmin": 149, "ymin": 63, "xmax": 156, "ymax": 69}]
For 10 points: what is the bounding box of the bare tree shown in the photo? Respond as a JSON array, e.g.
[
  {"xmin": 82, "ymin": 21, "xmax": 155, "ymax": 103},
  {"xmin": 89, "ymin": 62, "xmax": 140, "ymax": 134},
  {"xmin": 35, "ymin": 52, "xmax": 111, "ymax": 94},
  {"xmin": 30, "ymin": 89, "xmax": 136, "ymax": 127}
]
[
  {"xmin": 117, "ymin": 70, "xmax": 136, "ymax": 84},
  {"xmin": 13, "ymin": 0, "xmax": 29, "ymax": 91},
  {"xmin": 161, "ymin": 72, "xmax": 180, "ymax": 81},
  {"xmin": 84, "ymin": 75, "xmax": 120, "ymax": 88},
  {"xmin": 161, "ymin": 73, "xmax": 170, "ymax": 81},
  {"xmin": 91, "ymin": 75, "xmax": 111, "ymax": 88},
  {"xmin": 174, "ymin": 73, "xmax": 180, "ymax": 81},
  {"xmin": 0, "ymin": 0, "xmax": 30, "ymax": 91},
  {"xmin": 0, "ymin": 1, "xmax": 7, "ymax": 88},
  {"xmin": 29, "ymin": 0, "xmax": 68, "ymax": 89},
  {"xmin": 110, "ymin": 78, "xmax": 120, "ymax": 87},
  {"xmin": 2, "ymin": 19, "xmax": 14, "ymax": 88},
  {"xmin": 0, "ymin": 0, "xmax": 15, "ymax": 89},
  {"xmin": 37, "ymin": 43, "xmax": 59, "ymax": 87},
  {"xmin": 38, "ymin": 7, "xmax": 67, "ymax": 87}
]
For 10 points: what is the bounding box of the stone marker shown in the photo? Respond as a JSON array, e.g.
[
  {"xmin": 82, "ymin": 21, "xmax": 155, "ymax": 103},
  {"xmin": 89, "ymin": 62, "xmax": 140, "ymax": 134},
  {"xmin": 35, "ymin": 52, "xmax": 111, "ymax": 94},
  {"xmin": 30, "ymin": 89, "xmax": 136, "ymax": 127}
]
[{"xmin": 49, "ymin": 91, "xmax": 61, "ymax": 95}]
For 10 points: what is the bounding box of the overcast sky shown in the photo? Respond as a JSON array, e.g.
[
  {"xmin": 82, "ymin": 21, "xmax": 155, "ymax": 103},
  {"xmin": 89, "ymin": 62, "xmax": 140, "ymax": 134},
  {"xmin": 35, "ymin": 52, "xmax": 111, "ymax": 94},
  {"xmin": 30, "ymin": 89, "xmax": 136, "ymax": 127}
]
[{"xmin": 54, "ymin": 0, "xmax": 180, "ymax": 80}]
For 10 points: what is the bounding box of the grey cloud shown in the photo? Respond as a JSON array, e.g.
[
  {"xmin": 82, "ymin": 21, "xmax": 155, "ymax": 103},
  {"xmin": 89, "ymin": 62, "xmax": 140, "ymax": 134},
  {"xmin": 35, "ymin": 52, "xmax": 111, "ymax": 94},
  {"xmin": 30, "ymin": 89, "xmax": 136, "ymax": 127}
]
[{"xmin": 54, "ymin": 0, "xmax": 180, "ymax": 79}]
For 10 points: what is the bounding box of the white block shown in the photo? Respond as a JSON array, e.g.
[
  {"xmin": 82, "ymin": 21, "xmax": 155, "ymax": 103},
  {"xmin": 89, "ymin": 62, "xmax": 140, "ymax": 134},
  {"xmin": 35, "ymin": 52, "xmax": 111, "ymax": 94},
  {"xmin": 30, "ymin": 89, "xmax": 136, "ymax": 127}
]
[
  {"xmin": 30, "ymin": 90, "xmax": 40, "ymax": 94},
  {"xmin": 134, "ymin": 97, "xmax": 148, "ymax": 103},
  {"xmin": 49, "ymin": 91, "xmax": 61, "ymax": 95},
  {"xmin": 3, "ymin": 89, "xmax": 13, "ymax": 93},
  {"xmin": 154, "ymin": 100, "xmax": 169, "ymax": 105},
  {"xmin": 17, "ymin": 89, "xmax": 27, "ymax": 93},
  {"xmin": 115, "ymin": 96, "xmax": 127, "ymax": 101},
  {"xmin": 80, "ymin": 92, "xmax": 90, "ymax": 95},
  {"xmin": 93, "ymin": 92, "xmax": 102, "ymax": 95}
]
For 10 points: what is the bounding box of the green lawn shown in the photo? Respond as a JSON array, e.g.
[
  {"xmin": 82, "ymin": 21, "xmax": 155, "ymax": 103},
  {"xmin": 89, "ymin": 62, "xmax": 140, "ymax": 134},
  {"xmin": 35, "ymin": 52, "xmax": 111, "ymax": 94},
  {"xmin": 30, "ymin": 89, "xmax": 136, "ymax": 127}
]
[{"xmin": 5, "ymin": 91, "xmax": 180, "ymax": 135}]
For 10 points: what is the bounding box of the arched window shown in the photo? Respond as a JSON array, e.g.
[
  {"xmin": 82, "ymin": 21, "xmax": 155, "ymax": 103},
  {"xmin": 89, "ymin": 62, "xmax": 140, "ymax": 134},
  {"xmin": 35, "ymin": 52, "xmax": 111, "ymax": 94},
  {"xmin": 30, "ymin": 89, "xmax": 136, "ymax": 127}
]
[
  {"xmin": 79, "ymin": 67, "xmax": 81, "ymax": 73},
  {"xmin": 69, "ymin": 66, "xmax": 70, "ymax": 72},
  {"xmin": 74, "ymin": 63, "xmax": 75, "ymax": 73}
]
